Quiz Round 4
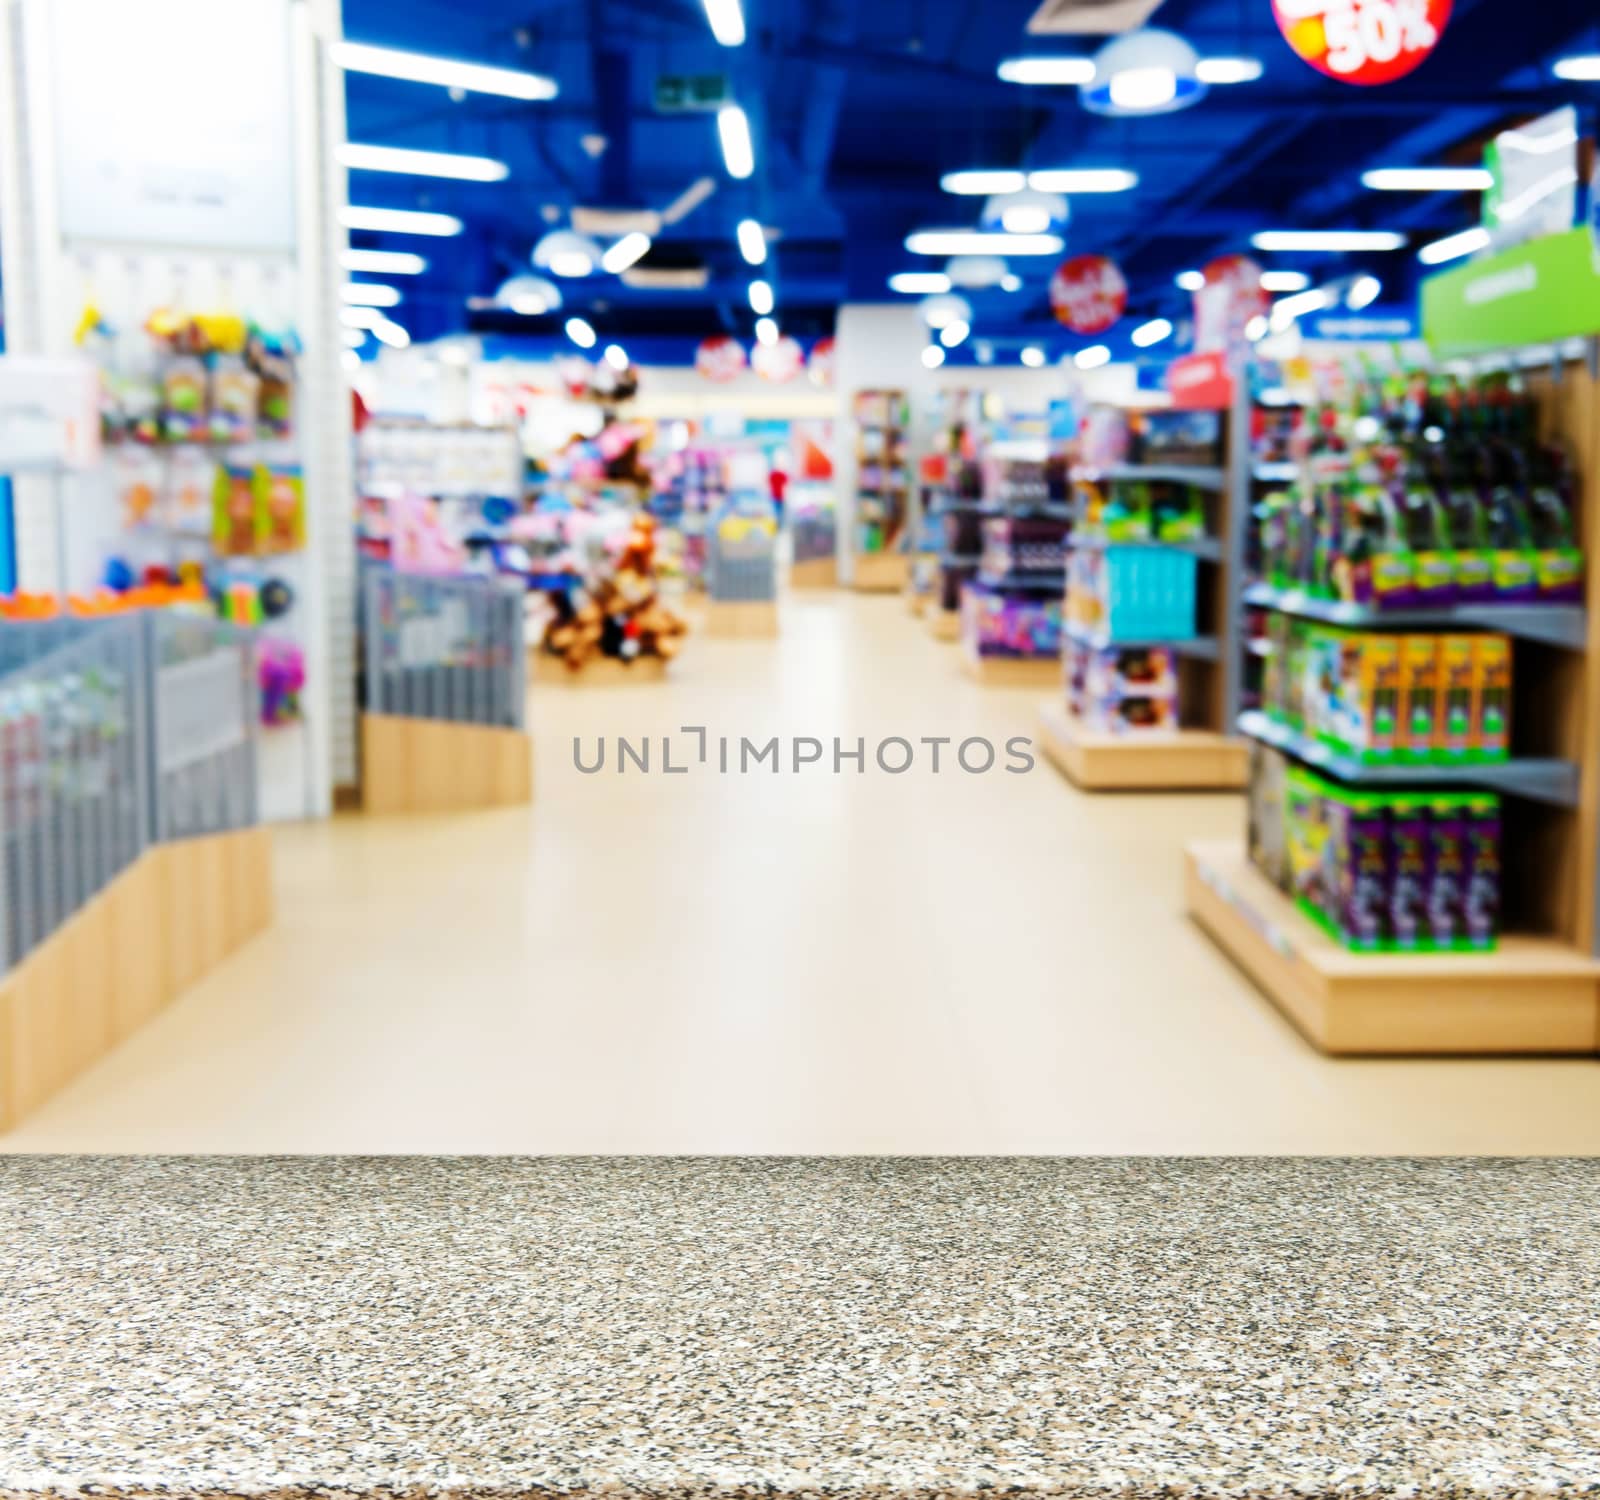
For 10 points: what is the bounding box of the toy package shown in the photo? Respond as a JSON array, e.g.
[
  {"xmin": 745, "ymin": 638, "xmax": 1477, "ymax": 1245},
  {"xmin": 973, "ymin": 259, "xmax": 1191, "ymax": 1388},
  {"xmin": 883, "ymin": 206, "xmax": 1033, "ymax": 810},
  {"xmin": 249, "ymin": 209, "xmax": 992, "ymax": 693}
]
[
  {"xmin": 212, "ymin": 464, "xmax": 258, "ymax": 556},
  {"xmin": 256, "ymin": 465, "xmax": 306, "ymax": 554},
  {"xmin": 1067, "ymin": 642, "xmax": 1178, "ymax": 735},
  {"xmin": 1247, "ymin": 743, "xmax": 1290, "ymax": 891},
  {"xmin": 962, "ymin": 583, "xmax": 1061, "ymax": 659},
  {"xmin": 1396, "ymin": 638, "xmax": 1439, "ymax": 762}
]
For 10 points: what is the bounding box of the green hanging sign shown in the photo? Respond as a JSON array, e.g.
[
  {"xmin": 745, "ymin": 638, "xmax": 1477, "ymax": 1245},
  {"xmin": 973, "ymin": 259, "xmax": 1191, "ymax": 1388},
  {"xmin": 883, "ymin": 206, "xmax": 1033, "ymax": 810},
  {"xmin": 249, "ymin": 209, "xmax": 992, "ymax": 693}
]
[{"xmin": 1422, "ymin": 227, "xmax": 1600, "ymax": 357}]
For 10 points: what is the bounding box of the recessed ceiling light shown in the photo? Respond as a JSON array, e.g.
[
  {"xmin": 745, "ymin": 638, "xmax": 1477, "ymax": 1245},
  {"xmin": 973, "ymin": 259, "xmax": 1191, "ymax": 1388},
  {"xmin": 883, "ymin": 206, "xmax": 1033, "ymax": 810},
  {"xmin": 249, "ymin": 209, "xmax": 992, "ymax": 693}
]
[
  {"xmin": 1130, "ymin": 319, "xmax": 1171, "ymax": 348},
  {"xmin": 1195, "ymin": 57, "xmax": 1262, "ymax": 84},
  {"xmin": 997, "ymin": 57, "xmax": 1096, "ymax": 85},
  {"xmin": 339, "ymin": 143, "xmax": 509, "ymax": 181},
  {"xmin": 1076, "ymin": 344, "xmax": 1112, "ymax": 368},
  {"xmin": 1347, "ymin": 275, "xmax": 1383, "ymax": 309},
  {"xmin": 941, "ymin": 170, "xmax": 1027, "ymax": 195},
  {"xmin": 755, "ymin": 317, "xmax": 778, "ymax": 346},
  {"xmin": 372, "ymin": 318, "xmax": 410, "ymax": 348},
  {"xmin": 1025, "ymin": 169, "xmax": 1138, "ymax": 193},
  {"xmin": 939, "ymin": 320, "xmax": 971, "ymax": 349},
  {"xmin": 331, "ymin": 41, "xmax": 557, "ymax": 100},
  {"xmin": 565, "ymin": 317, "xmax": 597, "ymax": 348},
  {"xmin": 737, "ymin": 219, "xmax": 767, "ymax": 265},
  {"xmin": 1175, "ymin": 270, "xmax": 1205, "ymax": 291},
  {"xmin": 1251, "ymin": 230, "xmax": 1407, "ymax": 252},
  {"xmin": 600, "ymin": 232, "xmax": 652, "ymax": 273},
  {"xmin": 889, "ymin": 272, "xmax": 952, "ymax": 294},
  {"xmin": 604, "ymin": 344, "xmax": 630, "ymax": 371},
  {"xmin": 341, "ymin": 206, "xmax": 463, "ymax": 236},
  {"xmin": 1363, "ymin": 167, "xmax": 1494, "ymax": 191},
  {"xmin": 921, "ymin": 344, "xmax": 946, "ymax": 368},
  {"xmin": 1245, "ymin": 315, "xmax": 1268, "ymax": 342},
  {"xmin": 1418, "ymin": 226, "xmax": 1491, "ymax": 265},
  {"xmin": 717, "ymin": 105, "xmax": 754, "ymax": 179},
  {"xmin": 1000, "ymin": 274, "xmax": 1022, "ymax": 292},
  {"xmin": 1020, "ymin": 346, "xmax": 1046, "ymax": 368},
  {"xmin": 748, "ymin": 279, "xmax": 774, "ymax": 315},
  {"xmin": 906, "ymin": 231, "xmax": 1064, "ymax": 256}
]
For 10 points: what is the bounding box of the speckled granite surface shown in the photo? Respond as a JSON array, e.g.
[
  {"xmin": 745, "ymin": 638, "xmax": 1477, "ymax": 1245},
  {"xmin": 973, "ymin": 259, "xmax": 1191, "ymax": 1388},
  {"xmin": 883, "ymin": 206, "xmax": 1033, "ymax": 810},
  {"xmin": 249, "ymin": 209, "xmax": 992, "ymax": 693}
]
[{"xmin": 1, "ymin": 1158, "xmax": 1598, "ymax": 1500}]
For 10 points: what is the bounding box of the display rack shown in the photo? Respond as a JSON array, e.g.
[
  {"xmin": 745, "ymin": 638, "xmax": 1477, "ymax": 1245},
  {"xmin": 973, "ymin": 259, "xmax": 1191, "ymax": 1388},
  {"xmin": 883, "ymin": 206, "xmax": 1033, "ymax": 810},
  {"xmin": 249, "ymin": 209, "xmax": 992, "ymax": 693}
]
[
  {"xmin": 1188, "ymin": 342, "xmax": 1600, "ymax": 1054},
  {"xmin": 1040, "ymin": 390, "xmax": 1250, "ymax": 791},
  {"xmin": 852, "ymin": 389, "xmax": 911, "ymax": 592}
]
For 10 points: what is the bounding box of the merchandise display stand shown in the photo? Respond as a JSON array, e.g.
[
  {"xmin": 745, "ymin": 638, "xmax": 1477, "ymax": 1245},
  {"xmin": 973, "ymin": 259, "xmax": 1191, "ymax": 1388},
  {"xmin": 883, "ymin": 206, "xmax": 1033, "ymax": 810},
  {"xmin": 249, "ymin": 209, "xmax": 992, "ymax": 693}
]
[
  {"xmin": 1187, "ymin": 336, "xmax": 1600, "ymax": 1055},
  {"xmin": 705, "ymin": 493, "xmax": 780, "ymax": 638},
  {"xmin": 852, "ymin": 390, "xmax": 911, "ymax": 593},
  {"xmin": 1043, "ymin": 394, "xmax": 1249, "ymax": 789},
  {"xmin": 533, "ymin": 653, "xmax": 670, "ymax": 687}
]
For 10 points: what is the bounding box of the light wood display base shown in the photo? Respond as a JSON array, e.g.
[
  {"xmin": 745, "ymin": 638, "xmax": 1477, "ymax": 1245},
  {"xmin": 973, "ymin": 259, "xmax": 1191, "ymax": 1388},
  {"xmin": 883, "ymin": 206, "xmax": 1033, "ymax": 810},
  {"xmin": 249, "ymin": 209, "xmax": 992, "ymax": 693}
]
[
  {"xmin": 907, "ymin": 592, "xmax": 928, "ymax": 617},
  {"xmin": 1039, "ymin": 701, "xmax": 1248, "ymax": 791},
  {"xmin": 789, "ymin": 558, "xmax": 837, "ymax": 589},
  {"xmin": 928, "ymin": 608, "xmax": 960, "ymax": 642},
  {"xmin": 0, "ymin": 827, "xmax": 274, "ymax": 1131},
  {"xmin": 703, "ymin": 600, "xmax": 780, "ymax": 638},
  {"xmin": 531, "ymin": 652, "xmax": 670, "ymax": 686},
  {"xmin": 361, "ymin": 713, "xmax": 533, "ymax": 815},
  {"xmin": 1185, "ymin": 840, "xmax": 1600, "ymax": 1056},
  {"xmin": 854, "ymin": 553, "xmax": 910, "ymax": 592},
  {"xmin": 961, "ymin": 652, "xmax": 1060, "ymax": 688}
]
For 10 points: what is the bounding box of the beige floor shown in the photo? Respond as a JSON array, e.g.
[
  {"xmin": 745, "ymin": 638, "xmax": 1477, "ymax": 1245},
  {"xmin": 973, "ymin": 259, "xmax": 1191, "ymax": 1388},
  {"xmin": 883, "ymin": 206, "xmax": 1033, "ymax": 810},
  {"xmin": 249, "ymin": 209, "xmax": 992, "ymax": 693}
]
[{"xmin": 7, "ymin": 591, "xmax": 1600, "ymax": 1154}]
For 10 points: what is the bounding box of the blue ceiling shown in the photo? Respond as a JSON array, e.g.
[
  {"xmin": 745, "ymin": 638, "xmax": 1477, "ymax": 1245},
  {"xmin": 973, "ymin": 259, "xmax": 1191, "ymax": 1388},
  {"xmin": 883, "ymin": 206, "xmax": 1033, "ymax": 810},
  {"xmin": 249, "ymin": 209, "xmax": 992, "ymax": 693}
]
[{"xmin": 340, "ymin": 0, "xmax": 1600, "ymax": 362}]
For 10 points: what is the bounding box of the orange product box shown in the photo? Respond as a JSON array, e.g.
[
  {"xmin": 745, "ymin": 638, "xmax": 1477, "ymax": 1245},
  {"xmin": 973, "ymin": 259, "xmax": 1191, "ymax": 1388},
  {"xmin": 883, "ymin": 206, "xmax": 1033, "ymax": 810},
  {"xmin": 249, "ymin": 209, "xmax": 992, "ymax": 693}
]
[
  {"xmin": 1396, "ymin": 636, "xmax": 1439, "ymax": 760},
  {"xmin": 1473, "ymin": 636, "xmax": 1512, "ymax": 760},
  {"xmin": 1435, "ymin": 636, "xmax": 1478, "ymax": 757}
]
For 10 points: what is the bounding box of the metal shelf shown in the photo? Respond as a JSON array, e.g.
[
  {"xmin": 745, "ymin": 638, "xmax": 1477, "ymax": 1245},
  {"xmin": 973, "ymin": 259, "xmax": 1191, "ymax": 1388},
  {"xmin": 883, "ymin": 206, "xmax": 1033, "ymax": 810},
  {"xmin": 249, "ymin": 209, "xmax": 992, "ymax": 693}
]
[
  {"xmin": 1251, "ymin": 462, "xmax": 1301, "ymax": 483},
  {"xmin": 1242, "ymin": 583, "xmax": 1587, "ymax": 652},
  {"xmin": 1072, "ymin": 463, "xmax": 1227, "ymax": 492},
  {"xmin": 1066, "ymin": 626, "xmax": 1220, "ymax": 661},
  {"xmin": 1072, "ymin": 534, "xmax": 1225, "ymax": 562},
  {"xmin": 1237, "ymin": 710, "xmax": 1579, "ymax": 807}
]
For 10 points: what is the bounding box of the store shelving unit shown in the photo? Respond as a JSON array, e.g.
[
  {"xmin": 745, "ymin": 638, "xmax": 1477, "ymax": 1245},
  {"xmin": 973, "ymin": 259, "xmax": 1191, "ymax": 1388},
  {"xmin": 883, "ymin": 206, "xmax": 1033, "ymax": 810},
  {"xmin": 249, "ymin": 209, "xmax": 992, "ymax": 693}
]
[
  {"xmin": 1188, "ymin": 344, "xmax": 1600, "ymax": 1054},
  {"xmin": 1041, "ymin": 389, "xmax": 1251, "ymax": 792},
  {"xmin": 852, "ymin": 389, "xmax": 911, "ymax": 592}
]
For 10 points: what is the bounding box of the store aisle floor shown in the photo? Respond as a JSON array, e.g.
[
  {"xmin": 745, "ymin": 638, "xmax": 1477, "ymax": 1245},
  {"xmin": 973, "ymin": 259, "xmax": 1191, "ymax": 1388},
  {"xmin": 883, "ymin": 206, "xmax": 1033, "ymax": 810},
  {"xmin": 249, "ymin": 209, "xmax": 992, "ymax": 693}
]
[{"xmin": 8, "ymin": 593, "xmax": 1600, "ymax": 1154}]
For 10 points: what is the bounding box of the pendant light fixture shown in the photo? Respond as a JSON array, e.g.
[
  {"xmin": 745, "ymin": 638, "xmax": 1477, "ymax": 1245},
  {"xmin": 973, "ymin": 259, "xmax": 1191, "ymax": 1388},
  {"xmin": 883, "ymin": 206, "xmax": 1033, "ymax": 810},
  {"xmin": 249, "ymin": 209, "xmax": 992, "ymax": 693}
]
[{"xmin": 1081, "ymin": 30, "xmax": 1205, "ymax": 117}]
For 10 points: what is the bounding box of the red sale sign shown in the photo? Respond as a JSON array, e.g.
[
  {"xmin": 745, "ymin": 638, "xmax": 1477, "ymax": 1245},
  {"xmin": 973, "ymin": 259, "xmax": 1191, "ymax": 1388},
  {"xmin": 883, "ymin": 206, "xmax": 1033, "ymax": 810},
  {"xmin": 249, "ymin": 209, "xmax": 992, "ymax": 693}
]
[
  {"xmin": 1272, "ymin": 0, "xmax": 1451, "ymax": 85},
  {"xmin": 694, "ymin": 336, "xmax": 747, "ymax": 383},
  {"xmin": 1049, "ymin": 254, "xmax": 1128, "ymax": 334},
  {"xmin": 752, "ymin": 335, "xmax": 804, "ymax": 384}
]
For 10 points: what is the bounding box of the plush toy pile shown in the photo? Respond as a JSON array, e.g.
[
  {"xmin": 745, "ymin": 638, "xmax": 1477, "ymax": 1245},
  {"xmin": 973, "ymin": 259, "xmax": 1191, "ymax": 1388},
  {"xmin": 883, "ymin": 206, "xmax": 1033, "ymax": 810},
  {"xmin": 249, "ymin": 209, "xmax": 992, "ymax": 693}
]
[{"xmin": 542, "ymin": 513, "xmax": 688, "ymax": 672}]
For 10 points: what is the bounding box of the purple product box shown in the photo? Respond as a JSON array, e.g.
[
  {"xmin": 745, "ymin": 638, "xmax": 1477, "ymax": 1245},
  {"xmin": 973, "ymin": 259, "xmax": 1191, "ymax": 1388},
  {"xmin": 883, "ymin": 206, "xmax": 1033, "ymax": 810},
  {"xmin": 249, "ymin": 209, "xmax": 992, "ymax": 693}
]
[
  {"xmin": 1463, "ymin": 796, "xmax": 1501, "ymax": 951},
  {"xmin": 1387, "ymin": 796, "xmax": 1431, "ymax": 952},
  {"xmin": 1425, "ymin": 797, "xmax": 1468, "ymax": 950},
  {"xmin": 1326, "ymin": 790, "xmax": 1389, "ymax": 952}
]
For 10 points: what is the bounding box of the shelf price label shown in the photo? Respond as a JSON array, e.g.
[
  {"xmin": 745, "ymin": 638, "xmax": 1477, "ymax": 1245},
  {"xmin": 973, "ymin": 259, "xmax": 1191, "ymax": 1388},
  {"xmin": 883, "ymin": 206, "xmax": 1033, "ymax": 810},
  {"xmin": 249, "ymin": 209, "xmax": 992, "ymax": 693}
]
[{"xmin": 1271, "ymin": 0, "xmax": 1451, "ymax": 86}]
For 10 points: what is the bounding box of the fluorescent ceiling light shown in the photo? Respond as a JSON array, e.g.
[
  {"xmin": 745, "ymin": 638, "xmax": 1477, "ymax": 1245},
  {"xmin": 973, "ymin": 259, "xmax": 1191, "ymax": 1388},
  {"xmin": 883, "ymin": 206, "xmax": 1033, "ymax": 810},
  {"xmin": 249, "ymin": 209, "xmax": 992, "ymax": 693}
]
[
  {"xmin": 341, "ymin": 348, "xmax": 362, "ymax": 373},
  {"xmin": 601, "ymin": 232, "xmax": 651, "ymax": 273},
  {"xmin": 342, "ymin": 283, "xmax": 401, "ymax": 307},
  {"xmin": 1130, "ymin": 319, "xmax": 1171, "ymax": 348},
  {"xmin": 939, "ymin": 320, "xmax": 971, "ymax": 349},
  {"xmin": 1348, "ymin": 275, "xmax": 1382, "ymax": 309},
  {"xmin": 906, "ymin": 231, "xmax": 1063, "ymax": 256},
  {"xmin": 1175, "ymin": 269, "xmax": 1205, "ymax": 291},
  {"xmin": 1245, "ymin": 315, "xmax": 1268, "ymax": 342},
  {"xmin": 889, "ymin": 272, "xmax": 951, "ymax": 294},
  {"xmin": 748, "ymin": 279, "xmax": 774, "ymax": 315},
  {"xmin": 1553, "ymin": 55, "xmax": 1600, "ymax": 80},
  {"xmin": 1111, "ymin": 66, "xmax": 1177, "ymax": 111},
  {"xmin": 372, "ymin": 317, "xmax": 410, "ymax": 349},
  {"xmin": 341, "ymin": 328, "xmax": 367, "ymax": 348},
  {"xmin": 921, "ymin": 344, "xmax": 946, "ymax": 369},
  {"xmin": 604, "ymin": 344, "xmax": 629, "ymax": 371},
  {"xmin": 1020, "ymin": 346, "xmax": 1046, "ymax": 368},
  {"xmin": 1076, "ymin": 344, "xmax": 1112, "ymax": 369},
  {"xmin": 1251, "ymin": 230, "xmax": 1406, "ymax": 252},
  {"xmin": 942, "ymin": 170, "xmax": 1026, "ymax": 195},
  {"xmin": 1260, "ymin": 270, "xmax": 1311, "ymax": 292},
  {"xmin": 1363, "ymin": 166, "xmax": 1494, "ymax": 192},
  {"xmin": 565, "ymin": 317, "xmax": 597, "ymax": 348},
  {"xmin": 755, "ymin": 317, "xmax": 778, "ymax": 346},
  {"xmin": 998, "ymin": 57, "xmax": 1096, "ymax": 85},
  {"xmin": 1270, "ymin": 288, "xmax": 1332, "ymax": 331},
  {"xmin": 339, "ymin": 143, "xmax": 509, "ymax": 181},
  {"xmin": 1025, "ymin": 168, "xmax": 1138, "ymax": 193},
  {"xmin": 331, "ymin": 41, "xmax": 557, "ymax": 100},
  {"xmin": 718, "ymin": 105, "xmax": 754, "ymax": 179},
  {"xmin": 1195, "ymin": 57, "xmax": 1262, "ymax": 84},
  {"xmin": 341, "ymin": 205, "xmax": 462, "ymax": 236},
  {"xmin": 737, "ymin": 218, "xmax": 768, "ymax": 265},
  {"xmin": 702, "ymin": 0, "xmax": 745, "ymax": 46},
  {"xmin": 342, "ymin": 249, "xmax": 427, "ymax": 275},
  {"xmin": 1418, "ymin": 226, "xmax": 1490, "ymax": 265},
  {"xmin": 340, "ymin": 305, "xmax": 387, "ymax": 329}
]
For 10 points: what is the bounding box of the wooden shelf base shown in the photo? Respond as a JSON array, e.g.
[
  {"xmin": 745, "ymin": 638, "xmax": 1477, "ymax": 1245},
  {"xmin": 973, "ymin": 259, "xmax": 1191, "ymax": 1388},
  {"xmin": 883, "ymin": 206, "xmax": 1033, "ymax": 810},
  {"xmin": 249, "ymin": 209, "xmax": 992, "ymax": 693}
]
[
  {"xmin": 362, "ymin": 714, "xmax": 533, "ymax": 815},
  {"xmin": 0, "ymin": 827, "xmax": 274, "ymax": 1131},
  {"xmin": 854, "ymin": 553, "xmax": 910, "ymax": 592},
  {"xmin": 789, "ymin": 558, "xmax": 837, "ymax": 589},
  {"xmin": 1185, "ymin": 840, "xmax": 1600, "ymax": 1056},
  {"xmin": 1038, "ymin": 701, "xmax": 1247, "ymax": 791},
  {"xmin": 961, "ymin": 652, "xmax": 1061, "ymax": 688},
  {"xmin": 532, "ymin": 652, "xmax": 670, "ymax": 686},
  {"xmin": 928, "ymin": 607, "xmax": 960, "ymax": 642},
  {"xmin": 702, "ymin": 600, "xmax": 780, "ymax": 638}
]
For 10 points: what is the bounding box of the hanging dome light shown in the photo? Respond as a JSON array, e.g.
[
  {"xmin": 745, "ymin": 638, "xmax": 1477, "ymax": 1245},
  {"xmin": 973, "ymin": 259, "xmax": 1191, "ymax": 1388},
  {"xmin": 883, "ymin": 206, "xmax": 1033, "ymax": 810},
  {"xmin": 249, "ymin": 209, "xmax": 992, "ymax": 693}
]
[
  {"xmin": 945, "ymin": 255, "xmax": 1011, "ymax": 290},
  {"xmin": 532, "ymin": 229, "xmax": 603, "ymax": 278},
  {"xmin": 979, "ymin": 189, "xmax": 1069, "ymax": 236},
  {"xmin": 919, "ymin": 292, "xmax": 973, "ymax": 330},
  {"xmin": 1082, "ymin": 29, "xmax": 1205, "ymax": 116},
  {"xmin": 495, "ymin": 274, "xmax": 563, "ymax": 315}
]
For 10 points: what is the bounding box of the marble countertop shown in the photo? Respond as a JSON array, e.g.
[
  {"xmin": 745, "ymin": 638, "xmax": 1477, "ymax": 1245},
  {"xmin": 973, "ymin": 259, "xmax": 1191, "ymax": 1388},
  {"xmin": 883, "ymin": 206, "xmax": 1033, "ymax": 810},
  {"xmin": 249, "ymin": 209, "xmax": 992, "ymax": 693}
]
[{"xmin": 2, "ymin": 1157, "xmax": 1598, "ymax": 1500}]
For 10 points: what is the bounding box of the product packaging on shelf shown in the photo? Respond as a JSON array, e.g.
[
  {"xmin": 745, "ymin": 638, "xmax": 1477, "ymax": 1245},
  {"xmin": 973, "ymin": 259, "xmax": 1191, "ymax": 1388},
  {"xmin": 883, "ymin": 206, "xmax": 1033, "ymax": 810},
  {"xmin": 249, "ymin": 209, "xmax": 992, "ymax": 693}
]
[
  {"xmin": 961, "ymin": 583, "xmax": 1061, "ymax": 659},
  {"xmin": 1066, "ymin": 642, "xmax": 1179, "ymax": 735}
]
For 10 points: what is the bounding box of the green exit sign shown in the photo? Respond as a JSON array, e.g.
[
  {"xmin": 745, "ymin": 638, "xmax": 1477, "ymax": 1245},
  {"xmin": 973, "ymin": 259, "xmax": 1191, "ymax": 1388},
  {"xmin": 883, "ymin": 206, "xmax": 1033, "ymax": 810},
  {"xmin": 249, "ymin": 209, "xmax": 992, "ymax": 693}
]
[{"xmin": 654, "ymin": 74, "xmax": 729, "ymax": 113}]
